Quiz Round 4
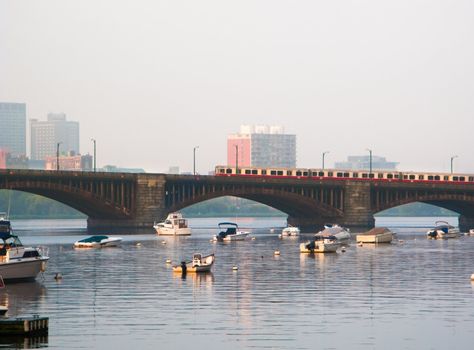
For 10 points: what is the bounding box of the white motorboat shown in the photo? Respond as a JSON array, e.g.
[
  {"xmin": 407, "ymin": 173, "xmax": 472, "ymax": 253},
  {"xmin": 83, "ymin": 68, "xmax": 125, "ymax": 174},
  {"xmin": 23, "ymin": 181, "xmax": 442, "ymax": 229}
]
[
  {"xmin": 153, "ymin": 212, "xmax": 191, "ymax": 236},
  {"xmin": 0, "ymin": 212, "xmax": 11, "ymax": 234},
  {"xmin": 426, "ymin": 221, "xmax": 461, "ymax": 239},
  {"xmin": 172, "ymin": 253, "xmax": 215, "ymax": 273},
  {"xmin": 213, "ymin": 222, "xmax": 250, "ymax": 242},
  {"xmin": 357, "ymin": 227, "xmax": 393, "ymax": 243},
  {"xmin": 73, "ymin": 235, "xmax": 122, "ymax": 248},
  {"xmin": 315, "ymin": 225, "xmax": 351, "ymax": 244},
  {"xmin": 300, "ymin": 235, "xmax": 339, "ymax": 253},
  {"xmin": 0, "ymin": 232, "xmax": 49, "ymax": 281},
  {"xmin": 280, "ymin": 226, "xmax": 300, "ymax": 237},
  {"xmin": 468, "ymin": 229, "xmax": 474, "ymax": 236}
]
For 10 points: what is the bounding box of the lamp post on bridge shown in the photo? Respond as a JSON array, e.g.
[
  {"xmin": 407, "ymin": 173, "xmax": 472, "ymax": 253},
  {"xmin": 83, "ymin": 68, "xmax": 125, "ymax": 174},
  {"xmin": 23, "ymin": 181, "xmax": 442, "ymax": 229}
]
[
  {"xmin": 193, "ymin": 146, "xmax": 199, "ymax": 175},
  {"xmin": 56, "ymin": 142, "xmax": 62, "ymax": 171},
  {"xmin": 450, "ymin": 155, "xmax": 458, "ymax": 174},
  {"xmin": 235, "ymin": 145, "xmax": 239, "ymax": 174},
  {"xmin": 366, "ymin": 148, "xmax": 372, "ymax": 176},
  {"xmin": 322, "ymin": 151, "xmax": 329, "ymax": 170},
  {"xmin": 91, "ymin": 138, "xmax": 96, "ymax": 172}
]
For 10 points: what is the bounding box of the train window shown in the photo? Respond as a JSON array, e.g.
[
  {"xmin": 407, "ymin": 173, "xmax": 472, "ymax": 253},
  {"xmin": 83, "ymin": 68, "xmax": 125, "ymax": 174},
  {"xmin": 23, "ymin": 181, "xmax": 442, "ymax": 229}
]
[
  {"xmin": 378, "ymin": 173, "xmax": 384, "ymax": 179},
  {"xmin": 444, "ymin": 176, "xmax": 449, "ymax": 181},
  {"xmin": 303, "ymin": 171, "xmax": 308, "ymax": 176},
  {"xmin": 409, "ymin": 175, "xmax": 415, "ymax": 180},
  {"xmin": 318, "ymin": 172, "xmax": 324, "ymax": 176},
  {"xmin": 311, "ymin": 172, "xmax": 318, "ymax": 176},
  {"xmin": 245, "ymin": 170, "xmax": 251, "ymax": 175},
  {"xmin": 296, "ymin": 171, "xmax": 302, "ymax": 176},
  {"xmin": 353, "ymin": 172, "xmax": 359, "ymax": 178},
  {"xmin": 362, "ymin": 173, "xmax": 368, "ymax": 178},
  {"xmin": 327, "ymin": 172, "xmax": 333, "ymax": 177},
  {"xmin": 277, "ymin": 171, "xmax": 283, "ymax": 176},
  {"xmin": 460, "ymin": 176, "xmax": 465, "ymax": 181},
  {"xmin": 453, "ymin": 176, "xmax": 459, "ymax": 181},
  {"xmin": 394, "ymin": 174, "xmax": 400, "ymax": 179},
  {"xmin": 419, "ymin": 175, "xmax": 424, "ymax": 180},
  {"xmin": 337, "ymin": 172, "xmax": 343, "ymax": 177},
  {"xmin": 287, "ymin": 170, "xmax": 292, "ymax": 176},
  {"xmin": 226, "ymin": 168, "xmax": 232, "ymax": 174},
  {"xmin": 344, "ymin": 172, "xmax": 350, "ymax": 177},
  {"xmin": 428, "ymin": 175, "xmax": 434, "ymax": 180},
  {"xmin": 469, "ymin": 177, "xmax": 474, "ymax": 182},
  {"xmin": 369, "ymin": 173, "xmax": 375, "ymax": 178},
  {"xmin": 434, "ymin": 176, "xmax": 440, "ymax": 181},
  {"xmin": 387, "ymin": 174, "xmax": 393, "ymax": 179},
  {"xmin": 270, "ymin": 170, "xmax": 277, "ymax": 176},
  {"xmin": 252, "ymin": 169, "xmax": 258, "ymax": 175},
  {"xmin": 403, "ymin": 175, "xmax": 408, "ymax": 180},
  {"xmin": 219, "ymin": 168, "xmax": 225, "ymax": 174},
  {"xmin": 261, "ymin": 170, "xmax": 267, "ymax": 175}
]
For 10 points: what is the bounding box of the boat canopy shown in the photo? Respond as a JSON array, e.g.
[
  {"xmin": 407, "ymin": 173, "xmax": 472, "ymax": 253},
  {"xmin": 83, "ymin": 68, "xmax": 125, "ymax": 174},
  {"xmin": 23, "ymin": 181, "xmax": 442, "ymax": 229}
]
[
  {"xmin": 0, "ymin": 232, "xmax": 14, "ymax": 241},
  {"xmin": 218, "ymin": 222, "xmax": 239, "ymax": 228},
  {"xmin": 78, "ymin": 235, "xmax": 109, "ymax": 243}
]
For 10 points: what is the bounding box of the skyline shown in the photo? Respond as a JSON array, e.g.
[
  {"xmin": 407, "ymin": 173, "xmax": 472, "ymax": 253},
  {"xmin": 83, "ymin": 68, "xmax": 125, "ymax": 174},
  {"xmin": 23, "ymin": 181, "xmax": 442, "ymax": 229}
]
[{"xmin": 1, "ymin": 1, "xmax": 473, "ymax": 174}]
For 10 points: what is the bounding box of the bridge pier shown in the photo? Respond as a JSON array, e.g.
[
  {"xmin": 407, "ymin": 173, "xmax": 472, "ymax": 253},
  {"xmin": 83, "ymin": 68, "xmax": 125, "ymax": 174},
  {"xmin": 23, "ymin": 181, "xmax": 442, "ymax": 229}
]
[{"xmin": 458, "ymin": 215, "xmax": 474, "ymax": 232}]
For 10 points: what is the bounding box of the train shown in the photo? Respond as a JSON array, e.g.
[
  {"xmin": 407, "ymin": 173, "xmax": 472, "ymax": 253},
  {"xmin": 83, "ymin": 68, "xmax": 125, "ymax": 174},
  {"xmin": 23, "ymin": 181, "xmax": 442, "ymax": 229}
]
[{"xmin": 214, "ymin": 165, "xmax": 474, "ymax": 184}]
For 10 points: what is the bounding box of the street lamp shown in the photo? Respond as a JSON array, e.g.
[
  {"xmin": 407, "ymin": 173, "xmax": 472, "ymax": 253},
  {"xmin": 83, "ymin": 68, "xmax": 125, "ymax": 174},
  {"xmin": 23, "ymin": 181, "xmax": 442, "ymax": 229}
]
[
  {"xmin": 193, "ymin": 146, "xmax": 199, "ymax": 175},
  {"xmin": 366, "ymin": 148, "xmax": 373, "ymax": 175},
  {"xmin": 322, "ymin": 151, "xmax": 330, "ymax": 170},
  {"xmin": 235, "ymin": 145, "xmax": 239, "ymax": 174},
  {"xmin": 450, "ymin": 155, "xmax": 458, "ymax": 174},
  {"xmin": 56, "ymin": 142, "xmax": 62, "ymax": 171},
  {"xmin": 91, "ymin": 138, "xmax": 96, "ymax": 172}
]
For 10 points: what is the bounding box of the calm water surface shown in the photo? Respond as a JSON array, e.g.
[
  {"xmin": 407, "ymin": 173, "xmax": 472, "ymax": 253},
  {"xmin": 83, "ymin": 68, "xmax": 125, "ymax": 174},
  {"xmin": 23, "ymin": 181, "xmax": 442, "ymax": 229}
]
[{"xmin": 1, "ymin": 217, "xmax": 474, "ymax": 349}]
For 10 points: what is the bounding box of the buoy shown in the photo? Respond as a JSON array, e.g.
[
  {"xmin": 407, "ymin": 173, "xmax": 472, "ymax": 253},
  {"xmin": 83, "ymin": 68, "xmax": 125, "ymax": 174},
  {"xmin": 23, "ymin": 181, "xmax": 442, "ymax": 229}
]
[
  {"xmin": 251, "ymin": 237, "xmax": 256, "ymax": 240},
  {"xmin": 136, "ymin": 242, "xmax": 142, "ymax": 247},
  {"xmin": 232, "ymin": 266, "xmax": 238, "ymax": 271},
  {"xmin": 341, "ymin": 246, "xmax": 346, "ymax": 252},
  {"xmin": 54, "ymin": 273, "xmax": 63, "ymax": 280},
  {"xmin": 358, "ymin": 242, "xmax": 363, "ymax": 247},
  {"xmin": 274, "ymin": 250, "xmax": 280, "ymax": 256},
  {"xmin": 166, "ymin": 259, "xmax": 172, "ymax": 264},
  {"xmin": 278, "ymin": 234, "xmax": 282, "ymax": 239},
  {"xmin": 161, "ymin": 240, "xmax": 167, "ymax": 245}
]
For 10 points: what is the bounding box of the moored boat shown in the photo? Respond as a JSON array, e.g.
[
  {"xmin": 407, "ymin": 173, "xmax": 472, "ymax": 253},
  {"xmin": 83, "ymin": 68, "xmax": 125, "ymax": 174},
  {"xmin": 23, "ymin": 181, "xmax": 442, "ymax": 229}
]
[
  {"xmin": 468, "ymin": 229, "xmax": 474, "ymax": 236},
  {"xmin": 280, "ymin": 226, "xmax": 300, "ymax": 237},
  {"xmin": 172, "ymin": 253, "xmax": 215, "ymax": 273},
  {"xmin": 426, "ymin": 221, "xmax": 460, "ymax": 239},
  {"xmin": 153, "ymin": 212, "xmax": 191, "ymax": 236},
  {"xmin": 315, "ymin": 225, "xmax": 351, "ymax": 244},
  {"xmin": 73, "ymin": 235, "xmax": 122, "ymax": 248},
  {"xmin": 213, "ymin": 222, "xmax": 250, "ymax": 242},
  {"xmin": 0, "ymin": 213, "xmax": 11, "ymax": 234},
  {"xmin": 300, "ymin": 236, "xmax": 339, "ymax": 253},
  {"xmin": 357, "ymin": 227, "xmax": 393, "ymax": 243},
  {"xmin": 0, "ymin": 232, "xmax": 49, "ymax": 281}
]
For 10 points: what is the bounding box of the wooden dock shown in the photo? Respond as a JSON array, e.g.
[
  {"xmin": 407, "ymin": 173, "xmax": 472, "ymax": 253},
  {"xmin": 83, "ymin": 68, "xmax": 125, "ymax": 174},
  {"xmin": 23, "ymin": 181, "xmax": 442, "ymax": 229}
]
[{"xmin": 0, "ymin": 316, "xmax": 49, "ymax": 335}]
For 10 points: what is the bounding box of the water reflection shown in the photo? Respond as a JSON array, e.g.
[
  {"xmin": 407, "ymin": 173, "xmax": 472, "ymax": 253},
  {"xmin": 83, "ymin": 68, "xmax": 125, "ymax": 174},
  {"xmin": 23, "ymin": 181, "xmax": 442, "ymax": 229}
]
[
  {"xmin": 0, "ymin": 335, "xmax": 48, "ymax": 349},
  {"xmin": 0, "ymin": 281, "xmax": 47, "ymax": 316}
]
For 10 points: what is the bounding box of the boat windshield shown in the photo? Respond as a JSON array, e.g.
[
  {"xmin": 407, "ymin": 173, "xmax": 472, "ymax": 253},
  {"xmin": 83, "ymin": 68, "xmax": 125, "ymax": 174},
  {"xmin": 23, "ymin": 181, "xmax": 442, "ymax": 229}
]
[{"xmin": 0, "ymin": 234, "xmax": 23, "ymax": 248}]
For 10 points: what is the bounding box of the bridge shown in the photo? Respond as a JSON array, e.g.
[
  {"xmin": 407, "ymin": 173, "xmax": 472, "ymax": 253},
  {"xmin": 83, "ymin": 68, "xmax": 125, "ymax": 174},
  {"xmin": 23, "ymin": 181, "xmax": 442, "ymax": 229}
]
[{"xmin": 2, "ymin": 169, "xmax": 474, "ymax": 232}]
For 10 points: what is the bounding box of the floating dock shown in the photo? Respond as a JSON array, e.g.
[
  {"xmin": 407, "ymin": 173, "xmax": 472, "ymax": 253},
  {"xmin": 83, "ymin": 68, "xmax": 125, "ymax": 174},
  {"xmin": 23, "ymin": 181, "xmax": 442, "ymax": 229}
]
[{"xmin": 0, "ymin": 316, "xmax": 49, "ymax": 335}]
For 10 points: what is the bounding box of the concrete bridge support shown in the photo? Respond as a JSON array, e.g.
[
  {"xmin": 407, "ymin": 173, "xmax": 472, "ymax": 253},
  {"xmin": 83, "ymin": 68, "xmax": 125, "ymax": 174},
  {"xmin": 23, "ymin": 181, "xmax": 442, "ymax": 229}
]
[
  {"xmin": 87, "ymin": 174, "xmax": 167, "ymax": 231},
  {"xmin": 458, "ymin": 215, "xmax": 474, "ymax": 233}
]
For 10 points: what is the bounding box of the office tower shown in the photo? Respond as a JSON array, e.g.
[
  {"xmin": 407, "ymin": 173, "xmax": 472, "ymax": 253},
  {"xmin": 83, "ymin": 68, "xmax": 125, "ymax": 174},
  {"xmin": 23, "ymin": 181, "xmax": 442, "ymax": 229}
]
[{"xmin": 0, "ymin": 102, "xmax": 26, "ymax": 156}]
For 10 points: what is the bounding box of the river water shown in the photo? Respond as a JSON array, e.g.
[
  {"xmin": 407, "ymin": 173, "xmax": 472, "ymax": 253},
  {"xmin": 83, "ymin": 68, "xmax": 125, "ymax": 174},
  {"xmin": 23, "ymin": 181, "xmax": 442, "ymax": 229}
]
[{"xmin": 1, "ymin": 217, "xmax": 474, "ymax": 349}]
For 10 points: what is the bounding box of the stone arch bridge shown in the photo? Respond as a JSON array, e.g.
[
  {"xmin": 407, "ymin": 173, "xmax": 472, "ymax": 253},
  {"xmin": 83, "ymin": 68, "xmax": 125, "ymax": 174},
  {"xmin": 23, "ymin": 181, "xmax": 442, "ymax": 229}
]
[{"xmin": 2, "ymin": 169, "xmax": 474, "ymax": 231}]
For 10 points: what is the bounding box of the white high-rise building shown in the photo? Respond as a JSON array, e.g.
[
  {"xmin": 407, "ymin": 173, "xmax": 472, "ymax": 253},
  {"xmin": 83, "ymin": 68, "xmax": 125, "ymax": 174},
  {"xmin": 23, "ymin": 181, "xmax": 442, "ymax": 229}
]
[
  {"xmin": 0, "ymin": 102, "xmax": 26, "ymax": 156},
  {"xmin": 30, "ymin": 113, "xmax": 79, "ymax": 160}
]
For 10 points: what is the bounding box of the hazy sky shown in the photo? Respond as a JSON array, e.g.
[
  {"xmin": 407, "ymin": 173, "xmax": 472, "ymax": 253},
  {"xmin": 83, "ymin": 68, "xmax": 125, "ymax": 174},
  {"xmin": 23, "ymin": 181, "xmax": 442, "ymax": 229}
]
[{"xmin": 1, "ymin": 0, "xmax": 473, "ymax": 174}]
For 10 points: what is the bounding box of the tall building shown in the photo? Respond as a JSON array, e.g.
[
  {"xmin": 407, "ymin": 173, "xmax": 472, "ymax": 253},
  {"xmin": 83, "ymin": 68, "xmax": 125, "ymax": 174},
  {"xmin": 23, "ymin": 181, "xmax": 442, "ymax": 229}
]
[
  {"xmin": 30, "ymin": 113, "xmax": 79, "ymax": 160},
  {"xmin": 335, "ymin": 155, "xmax": 398, "ymax": 170},
  {"xmin": 227, "ymin": 125, "xmax": 296, "ymax": 168},
  {"xmin": 0, "ymin": 102, "xmax": 26, "ymax": 156}
]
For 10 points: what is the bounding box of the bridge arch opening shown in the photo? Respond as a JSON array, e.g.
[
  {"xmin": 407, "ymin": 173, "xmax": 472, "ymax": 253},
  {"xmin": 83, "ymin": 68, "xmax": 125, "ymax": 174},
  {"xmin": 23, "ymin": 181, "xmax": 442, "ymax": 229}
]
[
  {"xmin": 0, "ymin": 189, "xmax": 86, "ymax": 219},
  {"xmin": 375, "ymin": 202, "xmax": 458, "ymax": 218}
]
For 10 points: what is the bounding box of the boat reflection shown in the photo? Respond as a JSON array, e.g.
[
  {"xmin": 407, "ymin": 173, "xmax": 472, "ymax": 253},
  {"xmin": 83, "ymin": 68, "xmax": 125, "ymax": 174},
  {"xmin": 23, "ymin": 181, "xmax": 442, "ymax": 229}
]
[
  {"xmin": 172, "ymin": 271, "xmax": 214, "ymax": 289},
  {"xmin": 0, "ymin": 281, "xmax": 47, "ymax": 316},
  {"xmin": 0, "ymin": 335, "xmax": 48, "ymax": 349}
]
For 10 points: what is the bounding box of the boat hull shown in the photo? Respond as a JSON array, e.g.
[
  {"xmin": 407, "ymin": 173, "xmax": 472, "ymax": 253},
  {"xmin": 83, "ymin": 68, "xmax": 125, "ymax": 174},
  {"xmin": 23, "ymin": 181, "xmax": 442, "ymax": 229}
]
[
  {"xmin": 155, "ymin": 227, "xmax": 191, "ymax": 236},
  {"xmin": 0, "ymin": 258, "xmax": 49, "ymax": 281},
  {"xmin": 356, "ymin": 232, "xmax": 393, "ymax": 243},
  {"xmin": 213, "ymin": 233, "xmax": 250, "ymax": 242},
  {"xmin": 299, "ymin": 241, "xmax": 339, "ymax": 253},
  {"xmin": 172, "ymin": 254, "xmax": 214, "ymax": 273},
  {"xmin": 74, "ymin": 237, "xmax": 122, "ymax": 248}
]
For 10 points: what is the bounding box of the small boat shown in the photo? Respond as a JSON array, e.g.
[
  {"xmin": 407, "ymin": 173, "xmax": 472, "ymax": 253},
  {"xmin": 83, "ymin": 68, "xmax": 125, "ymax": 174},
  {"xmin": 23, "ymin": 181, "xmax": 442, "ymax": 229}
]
[
  {"xmin": 280, "ymin": 226, "xmax": 300, "ymax": 237},
  {"xmin": 426, "ymin": 221, "xmax": 460, "ymax": 239},
  {"xmin": 213, "ymin": 222, "xmax": 250, "ymax": 242},
  {"xmin": 468, "ymin": 229, "xmax": 474, "ymax": 236},
  {"xmin": 0, "ymin": 232, "xmax": 49, "ymax": 281},
  {"xmin": 172, "ymin": 253, "xmax": 215, "ymax": 273},
  {"xmin": 357, "ymin": 227, "xmax": 393, "ymax": 243},
  {"xmin": 300, "ymin": 236, "xmax": 339, "ymax": 253},
  {"xmin": 0, "ymin": 213, "xmax": 11, "ymax": 234},
  {"xmin": 73, "ymin": 235, "xmax": 122, "ymax": 248},
  {"xmin": 315, "ymin": 225, "xmax": 351, "ymax": 244},
  {"xmin": 153, "ymin": 212, "xmax": 191, "ymax": 236}
]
